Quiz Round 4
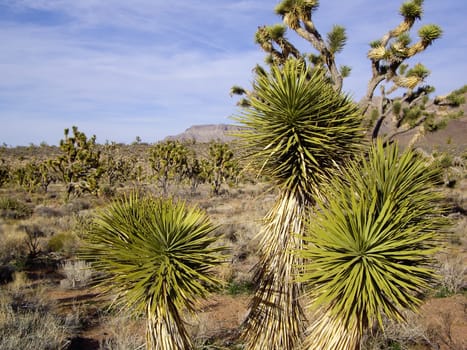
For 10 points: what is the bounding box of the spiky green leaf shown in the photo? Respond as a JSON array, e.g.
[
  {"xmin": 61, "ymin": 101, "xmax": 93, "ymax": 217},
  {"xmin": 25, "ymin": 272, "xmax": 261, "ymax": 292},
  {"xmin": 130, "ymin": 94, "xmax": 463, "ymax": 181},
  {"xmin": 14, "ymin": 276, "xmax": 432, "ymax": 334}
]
[
  {"xmin": 327, "ymin": 25, "xmax": 347, "ymax": 55},
  {"xmin": 233, "ymin": 59, "xmax": 364, "ymax": 200},
  {"xmin": 80, "ymin": 194, "xmax": 226, "ymax": 349},
  {"xmin": 418, "ymin": 24, "xmax": 443, "ymax": 44},
  {"xmin": 268, "ymin": 24, "xmax": 287, "ymax": 41},
  {"xmin": 339, "ymin": 65, "xmax": 351, "ymax": 78},
  {"xmin": 400, "ymin": 1, "xmax": 423, "ymax": 21},
  {"xmin": 298, "ymin": 141, "xmax": 448, "ymax": 349},
  {"xmin": 406, "ymin": 63, "xmax": 430, "ymax": 79}
]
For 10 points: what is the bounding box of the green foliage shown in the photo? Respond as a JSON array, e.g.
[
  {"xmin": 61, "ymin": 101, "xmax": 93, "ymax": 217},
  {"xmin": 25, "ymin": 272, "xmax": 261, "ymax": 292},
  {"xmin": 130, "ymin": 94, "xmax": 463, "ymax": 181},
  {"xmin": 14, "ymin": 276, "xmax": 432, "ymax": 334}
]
[
  {"xmin": 406, "ymin": 63, "xmax": 430, "ymax": 79},
  {"xmin": 275, "ymin": 0, "xmax": 319, "ymax": 16},
  {"xmin": 234, "ymin": 60, "xmax": 364, "ymax": 200},
  {"xmin": 184, "ymin": 151, "xmax": 206, "ymax": 195},
  {"xmin": 327, "ymin": 25, "xmax": 347, "ymax": 55},
  {"xmin": 418, "ymin": 24, "xmax": 443, "ymax": 43},
  {"xmin": 369, "ymin": 40, "xmax": 382, "ymax": 49},
  {"xmin": 444, "ymin": 85, "xmax": 467, "ymax": 106},
  {"xmin": 397, "ymin": 33, "xmax": 412, "ymax": 47},
  {"xmin": 392, "ymin": 100, "xmax": 402, "ymax": 115},
  {"xmin": 149, "ymin": 140, "xmax": 189, "ymax": 196},
  {"xmin": 446, "ymin": 94, "xmax": 466, "ymax": 107},
  {"xmin": 268, "ymin": 24, "xmax": 287, "ymax": 41},
  {"xmin": 432, "ymin": 152, "xmax": 453, "ymax": 169},
  {"xmin": 0, "ymin": 160, "xmax": 9, "ymax": 188},
  {"xmin": 450, "ymin": 84, "xmax": 467, "ymax": 96},
  {"xmin": 399, "ymin": 1, "xmax": 423, "ymax": 20},
  {"xmin": 11, "ymin": 160, "xmax": 55, "ymax": 193},
  {"xmin": 434, "ymin": 286, "xmax": 454, "ymax": 298},
  {"xmin": 100, "ymin": 142, "xmax": 138, "ymax": 187},
  {"xmin": 425, "ymin": 117, "xmax": 447, "ymax": 132},
  {"xmin": 47, "ymin": 233, "xmax": 76, "ymax": 254},
  {"xmin": 205, "ymin": 142, "xmax": 238, "ymax": 196},
  {"xmin": 81, "ymin": 194, "xmax": 226, "ymax": 349},
  {"xmin": 10, "ymin": 165, "xmax": 27, "ymax": 188},
  {"xmin": 52, "ymin": 126, "xmax": 102, "ymax": 200},
  {"xmin": 230, "ymin": 85, "xmax": 247, "ymax": 96},
  {"xmin": 364, "ymin": 108, "xmax": 380, "ymax": 129},
  {"xmin": 298, "ymin": 141, "xmax": 447, "ymax": 349},
  {"xmin": 339, "ymin": 65, "xmax": 351, "ymax": 78},
  {"xmin": 235, "ymin": 60, "xmax": 364, "ymax": 350},
  {"xmin": 226, "ymin": 280, "xmax": 254, "ymax": 295}
]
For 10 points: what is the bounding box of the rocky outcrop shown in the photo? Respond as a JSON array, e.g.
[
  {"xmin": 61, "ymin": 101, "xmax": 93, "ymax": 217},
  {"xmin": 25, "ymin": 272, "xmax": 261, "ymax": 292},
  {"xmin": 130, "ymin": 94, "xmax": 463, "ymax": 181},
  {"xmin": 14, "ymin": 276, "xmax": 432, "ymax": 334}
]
[{"xmin": 164, "ymin": 124, "xmax": 244, "ymax": 143}]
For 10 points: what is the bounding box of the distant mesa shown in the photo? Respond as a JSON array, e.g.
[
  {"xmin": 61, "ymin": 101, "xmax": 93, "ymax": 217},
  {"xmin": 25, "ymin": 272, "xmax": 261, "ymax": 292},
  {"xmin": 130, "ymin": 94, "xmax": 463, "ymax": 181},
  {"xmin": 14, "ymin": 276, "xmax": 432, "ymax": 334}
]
[
  {"xmin": 163, "ymin": 92, "xmax": 467, "ymax": 151},
  {"xmin": 164, "ymin": 124, "xmax": 243, "ymax": 143}
]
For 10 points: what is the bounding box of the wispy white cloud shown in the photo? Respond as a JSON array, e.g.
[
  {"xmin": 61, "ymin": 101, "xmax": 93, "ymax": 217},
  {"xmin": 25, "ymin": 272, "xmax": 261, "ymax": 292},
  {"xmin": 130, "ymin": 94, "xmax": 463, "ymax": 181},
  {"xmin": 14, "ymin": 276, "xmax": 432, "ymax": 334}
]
[
  {"xmin": 0, "ymin": 16, "xmax": 264, "ymax": 144},
  {"xmin": 0, "ymin": 0, "xmax": 465, "ymax": 145}
]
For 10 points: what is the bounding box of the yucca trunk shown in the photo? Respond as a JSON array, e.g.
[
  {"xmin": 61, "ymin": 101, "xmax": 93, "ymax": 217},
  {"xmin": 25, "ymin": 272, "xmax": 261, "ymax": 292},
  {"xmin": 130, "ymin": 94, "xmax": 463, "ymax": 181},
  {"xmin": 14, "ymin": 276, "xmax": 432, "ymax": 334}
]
[
  {"xmin": 302, "ymin": 307, "xmax": 361, "ymax": 350},
  {"xmin": 146, "ymin": 301, "xmax": 192, "ymax": 350},
  {"xmin": 242, "ymin": 191, "xmax": 307, "ymax": 350}
]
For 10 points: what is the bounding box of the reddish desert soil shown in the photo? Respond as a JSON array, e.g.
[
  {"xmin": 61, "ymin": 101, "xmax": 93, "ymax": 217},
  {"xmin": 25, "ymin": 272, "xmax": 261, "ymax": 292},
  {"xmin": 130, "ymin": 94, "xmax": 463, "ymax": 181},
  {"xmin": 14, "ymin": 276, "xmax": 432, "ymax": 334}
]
[{"xmin": 46, "ymin": 285, "xmax": 466, "ymax": 349}]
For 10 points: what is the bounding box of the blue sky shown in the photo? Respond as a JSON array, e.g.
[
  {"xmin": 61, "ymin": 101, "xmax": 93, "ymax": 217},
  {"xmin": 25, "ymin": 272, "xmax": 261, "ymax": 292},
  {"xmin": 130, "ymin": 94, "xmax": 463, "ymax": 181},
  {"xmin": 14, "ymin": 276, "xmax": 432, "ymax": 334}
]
[{"xmin": 0, "ymin": 0, "xmax": 465, "ymax": 146}]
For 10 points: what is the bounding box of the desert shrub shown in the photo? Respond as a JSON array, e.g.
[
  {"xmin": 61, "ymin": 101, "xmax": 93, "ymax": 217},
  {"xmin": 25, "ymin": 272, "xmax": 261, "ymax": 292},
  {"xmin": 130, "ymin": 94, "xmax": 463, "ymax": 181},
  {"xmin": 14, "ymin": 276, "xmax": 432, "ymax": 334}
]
[
  {"xmin": 0, "ymin": 292, "xmax": 70, "ymax": 350},
  {"xmin": 63, "ymin": 198, "xmax": 91, "ymax": 214},
  {"xmin": 0, "ymin": 161, "xmax": 9, "ymax": 187},
  {"xmin": 99, "ymin": 184, "xmax": 116, "ymax": 199},
  {"xmin": 47, "ymin": 232, "xmax": 77, "ymax": 255},
  {"xmin": 73, "ymin": 212, "xmax": 94, "ymax": 238},
  {"xmin": 98, "ymin": 314, "xmax": 145, "ymax": 350},
  {"xmin": 361, "ymin": 311, "xmax": 432, "ymax": 350},
  {"xmin": 0, "ymin": 265, "xmax": 15, "ymax": 285},
  {"xmin": 226, "ymin": 280, "xmax": 254, "ymax": 296},
  {"xmin": 0, "ymin": 229, "xmax": 27, "ymax": 265},
  {"xmin": 18, "ymin": 224, "xmax": 46, "ymax": 259},
  {"xmin": 445, "ymin": 85, "xmax": 467, "ymax": 106},
  {"xmin": 34, "ymin": 205, "xmax": 63, "ymax": 218},
  {"xmin": 436, "ymin": 254, "xmax": 466, "ymax": 296},
  {"xmin": 60, "ymin": 260, "xmax": 94, "ymax": 289},
  {"xmin": 0, "ymin": 197, "xmax": 33, "ymax": 220}
]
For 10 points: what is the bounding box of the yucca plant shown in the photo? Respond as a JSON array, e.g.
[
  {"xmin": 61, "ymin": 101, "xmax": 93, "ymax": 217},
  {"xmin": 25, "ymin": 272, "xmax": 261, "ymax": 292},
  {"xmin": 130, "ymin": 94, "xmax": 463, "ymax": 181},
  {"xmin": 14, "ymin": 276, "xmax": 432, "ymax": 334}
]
[
  {"xmin": 80, "ymin": 194, "xmax": 226, "ymax": 350},
  {"xmin": 298, "ymin": 141, "xmax": 448, "ymax": 350},
  {"xmin": 233, "ymin": 59, "xmax": 364, "ymax": 349}
]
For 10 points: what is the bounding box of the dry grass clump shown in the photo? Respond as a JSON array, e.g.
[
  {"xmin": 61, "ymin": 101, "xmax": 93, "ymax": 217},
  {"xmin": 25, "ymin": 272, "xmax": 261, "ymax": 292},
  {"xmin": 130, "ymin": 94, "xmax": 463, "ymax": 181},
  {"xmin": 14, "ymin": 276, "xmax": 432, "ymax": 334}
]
[
  {"xmin": 0, "ymin": 197, "xmax": 33, "ymax": 220},
  {"xmin": 34, "ymin": 205, "xmax": 64, "ymax": 218},
  {"xmin": 361, "ymin": 311, "xmax": 433, "ymax": 350},
  {"xmin": 63, "ymin": 197, "xmax": 93, "ymax": 215},
  {"xmin": 0, "ymin": 300, "xmax": 70, "ymax": 350},
  {"xmin": 0, "ymin": 226, "xmax": 27, "ymax": 264},
  {"xmin": 60, "ymin": 259, "xmax": 94, "ymax": 289},
  {"xmin": 0, "ymin": 274, "xmax": 70, "ymax": 350},
  {"xmin": 436, "ymin": 253, "xmax": 466, "ymax": 296},
  {"xmin": 98, "ymin": 313, "xmax": 145, "ymax": 350}
]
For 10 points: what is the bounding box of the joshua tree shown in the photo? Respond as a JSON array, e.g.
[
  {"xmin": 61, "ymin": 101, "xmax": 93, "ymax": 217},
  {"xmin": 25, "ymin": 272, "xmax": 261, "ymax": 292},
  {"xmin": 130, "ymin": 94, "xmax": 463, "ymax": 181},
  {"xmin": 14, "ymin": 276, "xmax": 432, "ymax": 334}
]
[
  {"xmin": 298, "ymin": 141, "xmax": 447, "ymax": 350},
  {"xmin": 184, "ymin": 152, "xmax": 205, "ymax": 195},
  {"xmin": 234, "ymin": 59, "xmax": 364, "ymax": 349},
  {"xmin": 11, "ymin": 160, "xmax": 55, "ymax": 193},
  {"xmin": 100, "ymin": 142, "xmax": 138, "ymax": 187},
  {"xmin": 204, "ymin": 141, "xmax": 238, "ymax": 196},
  {"xmin": 52, "ymin": 126, "xmax": 102, "ymax": 200},
  {"xmin": 81, "ymin": 194, "xmax": 226, "ymax": 350},
  {"xmin": 149, "ymin": 140, "xmax": 189, "ymax": 196},
  {"xmin": 232, "ymin": 0, "xmax": 457, "ymax": 146},
  {"xmin": 0, "ymin": 159, "xmax": 10, "ymax": 188}
]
